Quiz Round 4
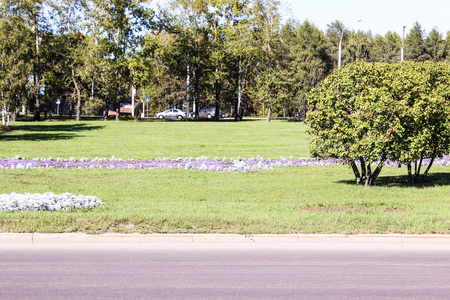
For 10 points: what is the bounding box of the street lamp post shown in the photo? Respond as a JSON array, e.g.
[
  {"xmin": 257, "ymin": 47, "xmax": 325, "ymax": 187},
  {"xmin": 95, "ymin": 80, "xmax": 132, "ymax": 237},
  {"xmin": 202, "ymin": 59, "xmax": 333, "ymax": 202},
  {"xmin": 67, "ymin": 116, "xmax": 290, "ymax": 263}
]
[
  {"xmin": 131, "ymin": 69, "xmax": 136, "ymax": 117},
  {"xmin": 401, "ymin": 26, "xmax": 406, "ymax": 62},
  {"xmin": 338, "ymin": 29, "xmax": 344, "ymax": 70}
]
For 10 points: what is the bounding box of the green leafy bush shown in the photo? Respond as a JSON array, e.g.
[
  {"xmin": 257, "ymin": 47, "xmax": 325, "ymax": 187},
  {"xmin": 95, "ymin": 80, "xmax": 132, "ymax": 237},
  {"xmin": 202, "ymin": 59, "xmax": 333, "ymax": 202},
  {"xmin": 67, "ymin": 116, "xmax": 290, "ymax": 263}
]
[{"xmin": 307, "ymin": 61, "xmax": 450, "ymax": 185}]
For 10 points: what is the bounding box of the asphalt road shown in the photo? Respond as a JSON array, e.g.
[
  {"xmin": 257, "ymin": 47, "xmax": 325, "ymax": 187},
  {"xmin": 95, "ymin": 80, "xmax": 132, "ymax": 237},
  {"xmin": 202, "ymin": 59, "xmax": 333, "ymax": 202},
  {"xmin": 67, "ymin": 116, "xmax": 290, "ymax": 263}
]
[{"xmin": 0, "ymin": 243, "xmax": 449, "ymax": 299}]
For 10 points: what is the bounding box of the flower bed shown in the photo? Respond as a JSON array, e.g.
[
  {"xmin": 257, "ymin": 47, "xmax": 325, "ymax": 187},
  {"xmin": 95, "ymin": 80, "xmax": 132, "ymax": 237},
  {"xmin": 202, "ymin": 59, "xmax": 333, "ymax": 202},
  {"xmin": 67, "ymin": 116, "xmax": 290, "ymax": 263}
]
[
  {"xmin": 0, "ymin": 156, "xmax": 340, "ymax": 172},
  {"xmin": 1, "ymin": 155, "xmax": 449, "ymax": 172},
  {"xmin": 0, "ymin": 192, "xmax": 104, "ymax": 212}
]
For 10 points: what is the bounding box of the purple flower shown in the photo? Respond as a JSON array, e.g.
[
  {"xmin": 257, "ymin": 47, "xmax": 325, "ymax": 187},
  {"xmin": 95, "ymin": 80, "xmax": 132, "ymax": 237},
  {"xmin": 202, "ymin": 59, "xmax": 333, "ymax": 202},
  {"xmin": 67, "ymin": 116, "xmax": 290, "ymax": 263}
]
[{"xmin": 1, "ymin": 156, "xmax": 448, "ymax": 172}]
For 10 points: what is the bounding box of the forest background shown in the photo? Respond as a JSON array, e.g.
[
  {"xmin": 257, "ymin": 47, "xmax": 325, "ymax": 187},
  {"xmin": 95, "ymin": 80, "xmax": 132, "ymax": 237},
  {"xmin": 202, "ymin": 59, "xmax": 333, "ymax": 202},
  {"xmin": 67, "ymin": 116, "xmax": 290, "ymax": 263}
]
[{"xmin": 2, "ymin": 0, "xmax": 450, "ymax": 123}]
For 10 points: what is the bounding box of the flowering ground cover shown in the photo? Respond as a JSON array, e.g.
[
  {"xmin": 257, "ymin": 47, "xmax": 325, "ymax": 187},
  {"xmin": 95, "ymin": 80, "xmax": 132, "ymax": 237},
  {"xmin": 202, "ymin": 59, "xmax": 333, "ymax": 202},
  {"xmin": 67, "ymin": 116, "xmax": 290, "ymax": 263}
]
[
  {"xmin": 0, "ymin": 156, "xmax": 339, "ymax": 172},
  {"xmin": 0, "ymin": 192, "xmax": 103, "ymax": 212},
  {"xmin": 1, "ymin": 155, "xmax": 449, "ymax": 172}
]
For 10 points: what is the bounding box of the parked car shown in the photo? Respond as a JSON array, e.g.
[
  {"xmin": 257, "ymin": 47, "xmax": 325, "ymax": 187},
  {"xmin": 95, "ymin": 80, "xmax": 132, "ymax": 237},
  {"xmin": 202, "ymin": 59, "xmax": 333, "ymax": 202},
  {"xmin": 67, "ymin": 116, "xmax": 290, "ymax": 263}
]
[
  {"xmin": 156, "ymin": 109, "xmax": 187, "ymax": 119},
  {"xmin": 197, "ymin": 107, "xmax": 225, "ymax": 119}
]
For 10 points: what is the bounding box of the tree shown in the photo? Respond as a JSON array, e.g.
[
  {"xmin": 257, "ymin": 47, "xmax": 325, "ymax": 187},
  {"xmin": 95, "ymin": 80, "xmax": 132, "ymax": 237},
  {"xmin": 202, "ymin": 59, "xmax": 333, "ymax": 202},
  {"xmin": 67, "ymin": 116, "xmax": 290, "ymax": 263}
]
[
  {"xmin": 29, "ymin": 0, "xmax": 47, "ymax": 120},
  {"xmin": 285, "ymin": 20, "xmax": 331, "ymax": 119},
  {"xmin": 405, "ymin": 22, "xmax": 429, "ymax": 61},
  {"xmin": 50, "ymin": 0, "xmax": 87, "ymax": 120},
  {"xmin": 370, "ymin": 31, "xmax": 401, "ymax": 63},
  {"xmin": 444, "ymin": 31, "xmax": 450, "ymax": 61},
  {"xmin": 39, "ymin": 31, "xmax": 70, "ymax": 119},
  {"xmin": 347, "ymin": 30, "xmax": 372, "ymax": 62},
  {"xmin": 424, "ymin": 28, "xmax": 444, "ymax": 61},
  {"xmin": 307, "ymin": 62, "xmax": 391, "ymax": 185},
  {"xmin": 208, "ymin": 0, "xmax": 250, "ymax": 121},
  {"xmin": 387, "ymin": 62, "xmax": 450, "ymax": 183},
  {"xmin": 162, "ymin": 0, "xmax": 213, "ymax": 120},
  {"xmin": 0, "ymin": 15, "xmax": 33, "ymax": 121},
  {"xmin": 307, "ymin": 61, "xmax": 450, "ymax": 186},
  {"xmin": 133, "ymin": 32, "xmax": 178, "ymax": 117},
  {"xmin": 252, "ymin": 0, "xmax": 282, "ymax": 122},
  {"xmin": 88, "ymin": 0, "xmax": 153, "ymax": 120},
  {"xmin": 220, "ymin": 0, "xmax": 253, "ymax": 120}
]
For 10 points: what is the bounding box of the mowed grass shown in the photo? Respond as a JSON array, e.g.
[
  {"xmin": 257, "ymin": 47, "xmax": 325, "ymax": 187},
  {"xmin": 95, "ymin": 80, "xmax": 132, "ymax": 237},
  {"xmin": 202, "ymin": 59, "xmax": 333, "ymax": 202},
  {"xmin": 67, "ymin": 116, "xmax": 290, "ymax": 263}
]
[
  {"xmin": 0, "ymin": 118, "xmax": 310, "ymax": 159},
  {"xmin": 0, "ymin": 118, "xmax": 449, "ymax": 234}
]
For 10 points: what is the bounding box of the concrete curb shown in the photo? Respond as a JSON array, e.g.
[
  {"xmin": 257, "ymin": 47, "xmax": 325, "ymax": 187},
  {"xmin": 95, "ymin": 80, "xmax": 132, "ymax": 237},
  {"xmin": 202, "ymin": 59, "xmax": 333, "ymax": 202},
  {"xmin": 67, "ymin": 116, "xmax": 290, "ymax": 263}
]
[{"xmin": 0, "ymin": 233, "xmax": 449, "ymax": 244}]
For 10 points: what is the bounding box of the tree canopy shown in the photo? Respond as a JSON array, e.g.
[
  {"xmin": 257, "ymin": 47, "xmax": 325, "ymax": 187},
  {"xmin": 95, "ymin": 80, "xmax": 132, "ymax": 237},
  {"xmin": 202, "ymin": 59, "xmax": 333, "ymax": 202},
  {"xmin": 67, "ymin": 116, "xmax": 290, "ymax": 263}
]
[{"xmin": 2, "ymin": 0, "xmax": 450, "ymax": 122}]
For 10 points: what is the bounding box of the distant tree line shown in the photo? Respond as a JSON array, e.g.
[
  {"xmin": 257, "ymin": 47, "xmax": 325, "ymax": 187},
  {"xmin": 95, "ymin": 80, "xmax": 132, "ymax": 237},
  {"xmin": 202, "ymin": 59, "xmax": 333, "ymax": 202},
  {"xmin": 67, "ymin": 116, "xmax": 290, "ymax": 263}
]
[{"xmin": 2, "ymin": 0, "xmax": 450, "ymax": 122}]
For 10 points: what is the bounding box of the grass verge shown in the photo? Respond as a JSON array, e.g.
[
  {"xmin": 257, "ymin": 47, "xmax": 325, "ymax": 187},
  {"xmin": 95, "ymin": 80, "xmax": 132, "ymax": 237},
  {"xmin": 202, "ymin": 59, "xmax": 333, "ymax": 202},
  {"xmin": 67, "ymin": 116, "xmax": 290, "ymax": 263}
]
[{"xmin": 1, "ymin": 165, "xmax": 449, "ymax": 234}]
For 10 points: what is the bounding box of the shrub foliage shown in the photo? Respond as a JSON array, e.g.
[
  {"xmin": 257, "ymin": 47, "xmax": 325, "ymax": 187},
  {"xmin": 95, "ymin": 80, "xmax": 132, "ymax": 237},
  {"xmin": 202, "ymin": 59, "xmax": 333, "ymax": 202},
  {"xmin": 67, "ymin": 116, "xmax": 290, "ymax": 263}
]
[{"xmin": 307, "ymin": 61, "xmax": 450, "ymax": 185}]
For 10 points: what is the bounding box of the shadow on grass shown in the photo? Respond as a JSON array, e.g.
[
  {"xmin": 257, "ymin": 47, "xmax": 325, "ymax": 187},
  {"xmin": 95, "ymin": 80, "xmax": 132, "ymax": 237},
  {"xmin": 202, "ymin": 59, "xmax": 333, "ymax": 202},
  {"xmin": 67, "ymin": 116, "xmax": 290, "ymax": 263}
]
[
  {"xmin": 7, "ymin": 123, "xmax": 104, "ymax": 132},
  {"xmin": 0, "ymin": 133, "xmax": 77, "ymax": 141},
  {"xmin": 0, "ymin": 123, "xmax": 104, "ymax": 142},
  {"xmin": 337, "ymin": 172, "xmax": 450, "ymax": 188}
]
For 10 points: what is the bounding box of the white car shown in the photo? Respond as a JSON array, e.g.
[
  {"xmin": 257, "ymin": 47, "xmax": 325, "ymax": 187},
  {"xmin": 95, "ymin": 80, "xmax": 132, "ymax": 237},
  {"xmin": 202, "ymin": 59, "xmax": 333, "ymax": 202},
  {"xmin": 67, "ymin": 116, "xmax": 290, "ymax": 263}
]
[{"xmin": 156, "ymin": 109, "xmax": 187, "ymax": 119}]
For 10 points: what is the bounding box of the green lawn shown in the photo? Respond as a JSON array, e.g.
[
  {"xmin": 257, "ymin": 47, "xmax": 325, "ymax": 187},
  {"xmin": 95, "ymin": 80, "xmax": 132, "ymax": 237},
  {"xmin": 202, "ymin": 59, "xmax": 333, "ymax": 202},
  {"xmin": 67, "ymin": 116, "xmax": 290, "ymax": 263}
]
[
  {"xmin": 0, "ymin": 118, "xmax": 310, "ymax": 159},
  {"xmin": 0, "ymin": 118, "xmax": 449, "ymax": 234}
]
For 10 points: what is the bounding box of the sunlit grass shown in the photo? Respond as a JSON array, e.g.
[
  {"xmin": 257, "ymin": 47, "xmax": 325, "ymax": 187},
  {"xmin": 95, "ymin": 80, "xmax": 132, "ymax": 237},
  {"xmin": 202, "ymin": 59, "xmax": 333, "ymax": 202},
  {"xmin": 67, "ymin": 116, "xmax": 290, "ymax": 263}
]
[
  {"xmin": 0, "ymin": 166, "xmax": 448, "ymax": 234},
  {"xmin": 0, "ymin": 118, "xmax": 449, "ymax": 234},
  {"xmin": 0, "ymin": 119, "xmax": 309, "ymax": 159}
]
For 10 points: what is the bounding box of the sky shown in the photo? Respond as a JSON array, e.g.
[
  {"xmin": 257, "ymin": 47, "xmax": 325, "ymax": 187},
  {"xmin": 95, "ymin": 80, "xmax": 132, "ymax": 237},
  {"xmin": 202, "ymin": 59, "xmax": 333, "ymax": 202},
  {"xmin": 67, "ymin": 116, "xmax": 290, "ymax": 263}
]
[
  {"xmin": 281, "ymin": 0, "xmax": 450, "ymax": 36},
  {"xmin": 154, "ymin": 0, "xmax": 450, "ymax": 37}
]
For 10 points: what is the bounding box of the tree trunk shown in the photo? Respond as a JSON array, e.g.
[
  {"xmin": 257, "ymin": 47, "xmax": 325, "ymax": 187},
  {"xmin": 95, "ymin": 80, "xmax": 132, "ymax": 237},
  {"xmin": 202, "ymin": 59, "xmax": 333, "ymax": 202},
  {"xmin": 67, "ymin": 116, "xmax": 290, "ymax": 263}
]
[
  {"xmin": 11, "ymin": 110, "xmax": 16, "ymax": 122},
  {"xmin": 134, "ymin": 102, "xmax": 141, "ymax": 122},
  {"xmin": 266, "ymin": 107, "xmax": 272, "ymax": 122},
  {"xmin": 237, "ymin": 59, "xmax": 242, "ymax": 121},
  {"xmin": 234, "ymin": 98, "xmax": 239, "ymax": 121},
  {"xmin": 215, "ymin": 101, "xmax": 220, "ymax": 121},
  {"xmin": 368, "ymin": 161, "xmax": 384, "ymax": 186},
  {"xmin": 351, "ymin": 159, "xmax": 384, "ymax": 186},
  {"xmin": 193, "ymin": 66, "xmax": 199, "ymax": 121},
  {"xmin": 34, "ymin": 14, "xmax": 40, "ymax": 121},
  {"xmin": 72, "ymin": 69, "xmax": 82, "ymax": 121},
  {"xmin": 420, "ymin": 156, "xmax": 435, "ymax": 183},
  {"xmin": 350, "ymin": 160, "xmax": 361, "ymax": 185},
  {"xmin": 365, "ymin": 164, "xmax": 372, "ymax": 186},
  {"xmin": 407, "ymin": 163, "xmax": 413, "ymax": 184},
  {"xmin": 103, "ymin": 99, "xmax": 109, "ymax": 121},
  {"xmin": 360, "ymin": 158, "xmax": 367, "ymax": 183},
  {"xmin": 414, "ymin": 156, "xmax": 424, "ymax": 183},
  {"xmin": 214, "ymin": 70, "xmax": 221, "ymax": 121},
  {"xmin": 239, "ymin": 100, "xmax": 244, "ymax": 121}
]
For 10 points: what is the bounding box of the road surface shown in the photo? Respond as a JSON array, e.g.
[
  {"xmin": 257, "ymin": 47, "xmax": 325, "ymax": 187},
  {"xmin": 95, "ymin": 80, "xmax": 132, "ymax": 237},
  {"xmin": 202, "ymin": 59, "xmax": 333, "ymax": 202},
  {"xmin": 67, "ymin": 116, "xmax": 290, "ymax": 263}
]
[{"xmin": 1, "ymin": 243, "xmax": 449, "ymax": 299}]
